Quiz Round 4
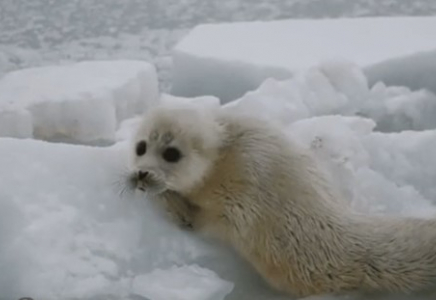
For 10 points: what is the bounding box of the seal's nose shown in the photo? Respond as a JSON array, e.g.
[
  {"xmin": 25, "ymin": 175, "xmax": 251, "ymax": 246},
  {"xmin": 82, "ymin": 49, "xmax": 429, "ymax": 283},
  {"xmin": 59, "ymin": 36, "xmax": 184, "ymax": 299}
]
[{"xmin": 137, "ymin": 171, "xmax": 148, "ymax": 180}]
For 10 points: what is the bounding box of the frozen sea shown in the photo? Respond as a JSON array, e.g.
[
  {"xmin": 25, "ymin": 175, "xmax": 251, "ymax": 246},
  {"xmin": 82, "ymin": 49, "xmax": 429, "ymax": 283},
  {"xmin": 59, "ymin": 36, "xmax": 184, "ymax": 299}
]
[
  {"xmin": 1, "ymin": 1, "xmax": 436, "ymax": 300},
  {"xmin": 2, "ymin": 0, "xmax": 436, "ymax": 91}
]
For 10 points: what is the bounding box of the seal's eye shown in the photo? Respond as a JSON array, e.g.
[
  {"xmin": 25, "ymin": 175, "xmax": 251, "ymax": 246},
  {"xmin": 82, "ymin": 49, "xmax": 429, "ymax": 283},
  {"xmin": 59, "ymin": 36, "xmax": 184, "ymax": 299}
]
[
  {"xmin": 162, "ymin": 147, "xmax": 182, "ymax": 163},
  {"xmin": 136, "ymin": 141, "xmax": 147, "ymax": 156}
]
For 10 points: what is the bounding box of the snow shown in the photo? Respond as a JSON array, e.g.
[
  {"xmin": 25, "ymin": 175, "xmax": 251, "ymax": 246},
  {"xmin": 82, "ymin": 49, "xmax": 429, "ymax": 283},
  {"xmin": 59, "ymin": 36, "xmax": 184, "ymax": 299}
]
[
  {"xmin": 172, "ymin": 16, "xmax": 436, "ymax": 102},
  {"xmin": 287, "ymin": 116, "xmax": 436, "ymax": 218},
  {"xmin": 0, "ymin": 109, "xmax": 33, "ymax": 138},
  {"xmin": 131, "ymin": 265, "xmax": 234, "ymax": 300},
  {"xmin": 2, "ymin": 57, "xmax": 436, "ymax": 300},
  {"xmin": 223, "ymin": 61, "xmax": 436, "ymax": 132},
  {"xmin": 0, "ymin": 60, "xmax": 159, "ymax": 145},
  {"xmin": 365, "ymin": 49, "xmax": 436, "ymax": 95},
  {"xmin": 0, "ymin": 135, "xmax": 294, "ymax": 300},
  {"xmin": 1, "ymin": 5, "xmax": 436, "ymax": 300},
  {"xmin": 0, "ymin": 137, "xmax": 234, "ymax": 299}
]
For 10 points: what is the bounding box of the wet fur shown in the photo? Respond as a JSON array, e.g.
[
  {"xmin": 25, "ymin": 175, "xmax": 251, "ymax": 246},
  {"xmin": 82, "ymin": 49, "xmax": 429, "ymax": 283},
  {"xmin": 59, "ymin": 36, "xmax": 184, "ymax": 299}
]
[{"xmin": 131, "ymin": 104, "xmax": 436, "ymax": 298}]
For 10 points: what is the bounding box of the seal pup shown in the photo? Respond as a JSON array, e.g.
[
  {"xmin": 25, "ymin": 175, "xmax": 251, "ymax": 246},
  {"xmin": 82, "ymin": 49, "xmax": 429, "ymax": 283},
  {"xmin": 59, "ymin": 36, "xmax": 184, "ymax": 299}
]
[{"xmin": 128, "ymin": 102, "xmax": 436, "ymax": 299}]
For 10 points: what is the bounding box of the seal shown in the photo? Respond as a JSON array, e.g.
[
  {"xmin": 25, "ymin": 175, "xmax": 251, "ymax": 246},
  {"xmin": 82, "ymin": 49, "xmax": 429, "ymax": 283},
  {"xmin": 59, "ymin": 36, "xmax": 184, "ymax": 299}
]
[{"xmin": 128, "ymin": 102, "xmax": 436, "ymax": 298}]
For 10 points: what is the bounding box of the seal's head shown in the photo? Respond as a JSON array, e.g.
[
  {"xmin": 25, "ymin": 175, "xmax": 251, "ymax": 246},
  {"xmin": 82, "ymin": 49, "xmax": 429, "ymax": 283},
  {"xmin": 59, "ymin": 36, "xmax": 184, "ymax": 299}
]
[{"xmin": 129, "ymin": 103, "xmax": 224, "ymax": 196}]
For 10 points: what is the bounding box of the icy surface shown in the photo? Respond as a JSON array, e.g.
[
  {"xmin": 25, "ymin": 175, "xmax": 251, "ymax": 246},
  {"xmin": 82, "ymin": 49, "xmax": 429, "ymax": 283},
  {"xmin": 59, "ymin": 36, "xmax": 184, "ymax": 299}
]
[
  {"xmin": 2, "ymin": 97, "xmax": 436, "ymax": 300},
  {"xmin": 365, "ymin": 49, "xmax": 436, "ymax": 95},
  {"xmin": 2, "ymin": 1, "xmax": 436, "ymax": 92},
  {"xmin": 131, "ymin": 265, "xmax": 234, "ymax": 300},
  {"xmin": 0, "ymin": 138, "xmax": 236, "ymax": 300},
  {"xmin": 172, "ymin": 16, "xmax": 436, "ymax": 102},
  {"xmin": 0, "ymin": 137, "xmax": 295, "ymax": 300},
  {"xmin": 2, "ymin": 2, "xmax": 436, "ymax": 299},
  {"xmin": 0, "ymin": 109, "xmax": 33, "ymax": 139},
  {"xmin": 2, "ymin": 0, "xmax": 436, "ymax": 49},
  {"xmin": 223, "ymin": 61, "xmax": 436, "ymax": 132},
  {"xmin": 0, "ymin": 60, "xmax": 159, "ymax": 145},
  {"xmin": 287, "ymin": 116, "xmax": 436, "ymax": 217},
  {"xmin": 1, "ymin": 56, "xmax": 436, "ymax": 300}
]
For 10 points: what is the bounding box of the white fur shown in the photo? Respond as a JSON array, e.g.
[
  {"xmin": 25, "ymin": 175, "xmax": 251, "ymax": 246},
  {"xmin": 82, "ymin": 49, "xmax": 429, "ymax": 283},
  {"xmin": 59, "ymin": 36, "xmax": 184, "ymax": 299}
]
[
  {"xmin": 131, "ymin": 102, "xmax": 436, "ymax": 299},
  {"xmin": 131, "ymin": 103, "xmax": 223, "ymax": 193}
]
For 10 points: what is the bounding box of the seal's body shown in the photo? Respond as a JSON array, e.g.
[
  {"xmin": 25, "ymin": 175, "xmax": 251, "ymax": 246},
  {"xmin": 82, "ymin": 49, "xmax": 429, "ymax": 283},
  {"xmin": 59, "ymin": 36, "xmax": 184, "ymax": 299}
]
[{"xmin": 129, "ymin": 103, "xmax": 436, "ymax": 298}]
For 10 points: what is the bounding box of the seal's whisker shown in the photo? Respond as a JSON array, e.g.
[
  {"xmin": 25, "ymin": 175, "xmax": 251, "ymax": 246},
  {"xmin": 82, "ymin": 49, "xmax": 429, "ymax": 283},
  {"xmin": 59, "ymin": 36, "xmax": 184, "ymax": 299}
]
[{"xmin": 110, "ymin": 170, "xmax": 137, "ymax": 199}]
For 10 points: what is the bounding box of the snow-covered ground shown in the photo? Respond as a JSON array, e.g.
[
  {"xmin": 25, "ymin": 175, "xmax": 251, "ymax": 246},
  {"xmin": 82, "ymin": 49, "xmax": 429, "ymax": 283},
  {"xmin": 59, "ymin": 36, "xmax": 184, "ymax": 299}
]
[
  {"xmin": 2, "ymin": 1, "xmax": 436, "ymax": 300},
  {"xmin": 223, "ymin": 61, "xmax": 436, "ymax": 132},
  {"xmin": 172, "ymin": 16, "xmax": 436, "ymax": 102},
  {"xmin": 2, "ymin": 0, "xmax": 436, "ymax": 91},
  {"xmin": 0, "ymin": 60, "xmax": 158, "ymax": 145},
  {"xmin": 0, "ymin": 138, "xmax": 241, "ymax": 300},
  {"xmin": 2, "ymin": 61, "xmax": 436, "ymax": 300}
]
